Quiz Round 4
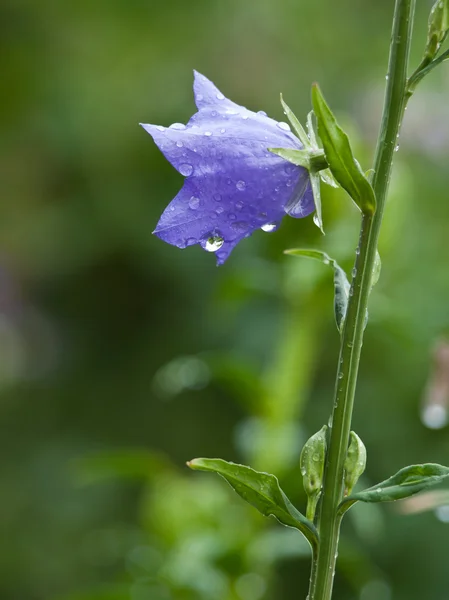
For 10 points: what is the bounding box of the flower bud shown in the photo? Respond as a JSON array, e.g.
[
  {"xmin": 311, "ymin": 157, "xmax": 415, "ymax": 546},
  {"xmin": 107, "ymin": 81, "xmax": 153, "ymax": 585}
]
[
  {"xmin": 300, "ymin": 425, "xmax": 327, "ymax": 520},
  {"xmin": 344, "ymin": 431, "xmax": 367, "ymax": 496},
  {"xmin": 425, "ymin": 0, "xmax": 449, "ymax": 61}
]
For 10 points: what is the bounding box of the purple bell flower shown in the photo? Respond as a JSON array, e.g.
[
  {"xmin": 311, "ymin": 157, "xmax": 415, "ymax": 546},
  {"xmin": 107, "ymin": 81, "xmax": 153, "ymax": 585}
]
[{"xmin": 141, "ymin": 71, "xmax": 314, "ymax": 265}]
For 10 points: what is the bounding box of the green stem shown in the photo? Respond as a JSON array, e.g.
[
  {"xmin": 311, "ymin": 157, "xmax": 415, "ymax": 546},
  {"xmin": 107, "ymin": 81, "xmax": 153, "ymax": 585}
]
[
  {"xmin": 406, "ymin": 47, "xmax": 449, "ymax": 97},
  {"xmin": 310, "ymin": 1, "xmax": 416, "ymax": 598}
]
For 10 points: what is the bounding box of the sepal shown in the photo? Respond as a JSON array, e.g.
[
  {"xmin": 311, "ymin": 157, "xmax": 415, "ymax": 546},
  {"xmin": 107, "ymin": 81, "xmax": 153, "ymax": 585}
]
[{"xmin": 311, "ymin": 84, "xmax": 376, "ymax": 214}]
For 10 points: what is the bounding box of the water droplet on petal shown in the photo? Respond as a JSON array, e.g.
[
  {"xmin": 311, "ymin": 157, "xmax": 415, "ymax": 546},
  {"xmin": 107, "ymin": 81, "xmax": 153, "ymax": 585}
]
[
  {"xmin": 169, "ymin": 122, "xmax": 186, "ymax": 130},
  {"xmin": 216, "ymin": 206, "xmax": 224, "ymax": 214},
  {"xmin": 213, "ymin": 193, "xmax": 222, "ymax": 202},
  {"xmin": 216, "ymin": 92, "xmax": 225, "ymax": 100},
  {"xmin": 228, "ymin": 213, "xmax": 236, "ymax": 221},
  {"xmin": 179, "ymin": 164, "xmax": 193, "ymax": 177},
  {"xmin": 236, "ymin": 180, "xmax": 246, "ymax": 191},
  {"xmin": 156, "ymin": 126, "xmax": 165, "ymax": 132},
  {"xmin": 204, "ymin": 131, "xmax": 212, "ymax": 136},
  {"xmin": 261, "ymin": 222, "xmax": 278, "ymax": 232},
  {"xmin": 220, "ymin": 128, "xmax": 226, "ymax": 134},
  {"xmin": 176, "ymin": 141, "xmax": 183, "ymax": 148},
  {"xmin": 211, "ymin": 110, "xmax": 217, "ymax": 117},
  {"xmin": 277, "ymin": 121, "xmax": 291, "ymax": 132},
  {"xmin": 197, "ymin": 94, "xmax": 204, "ymax": 102},
  {"xmin": 257, "ymin": 110, "xmax": 267, "ymax": 116},
  {"xmin": 189, "ymin": 196, "xmax": 201, "ymax": 210},
  {"xmin": 235, "ymin": 201, "xmax": 244, "ymax": 210},
  {"xmin": 186, "ymin": 237, "xmax": 197, "ymax": 246},
  {"xmin": 231, "ymin": 221, "xmax": 249, "ymax": 233},
  {"xmin": 242, "ymin": 114, "xmax": 249, "ymax": 120},
  {"xmin": 204, "ymin": 235, "xmax": 224, "ymax": 252}
]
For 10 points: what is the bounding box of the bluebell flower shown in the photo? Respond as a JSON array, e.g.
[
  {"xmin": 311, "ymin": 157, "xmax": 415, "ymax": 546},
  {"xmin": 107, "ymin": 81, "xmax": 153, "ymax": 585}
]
[{"xmin": 141, "ymin": 71, "xmax": 314, "ymax": 265}]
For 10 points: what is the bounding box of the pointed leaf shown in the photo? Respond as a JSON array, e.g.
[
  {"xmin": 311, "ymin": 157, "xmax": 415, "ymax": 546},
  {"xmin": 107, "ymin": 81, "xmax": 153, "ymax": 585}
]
[
  {"xmin": 311, "ymin": 84, "xmax": 376, "ymax": 214},
  {"xmin": 280, "ymin": 95, "xmax": 311, "ymax": 147},
  {"xmin": 306, "ymin": 111, "xmax": 318, "ymax": 148},
  {"xmin": 187, "ymin": 458, "xmax": 318, "ymax": 549},
  {"xmin": 310, "ymin": 173, "xmax": 324, "ymax": 234},
  {"xmin": 340, "ymin": 463, "xmax": 449, "ymax": 512},
  {"xmin": 268, "ymin": 148, "xmax": 311, "ymax": 169},
  {"xmin": 284, "ymin": 249, "xmax": 350, "ymax": 331}
]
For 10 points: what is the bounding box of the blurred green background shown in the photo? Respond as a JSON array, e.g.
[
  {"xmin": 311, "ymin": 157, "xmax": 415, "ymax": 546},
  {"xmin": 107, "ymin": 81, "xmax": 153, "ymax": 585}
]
[{"xmin": 1, "ymin": 0, "xmax": 449, "ymax": 599}]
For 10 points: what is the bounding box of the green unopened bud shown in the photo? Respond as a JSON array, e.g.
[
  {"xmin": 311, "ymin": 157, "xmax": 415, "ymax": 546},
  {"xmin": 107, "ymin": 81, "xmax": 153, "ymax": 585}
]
[
  {"xmin": 344, "ymin": 431, "xmax": 367, "ymax": 496},
  {"xmin": 300, "ymin": 425, "xmax": 327, "ymax": 521},
  {"xmin": 425, "ymin": 0, "xmax": 449, "ymax": 61}
]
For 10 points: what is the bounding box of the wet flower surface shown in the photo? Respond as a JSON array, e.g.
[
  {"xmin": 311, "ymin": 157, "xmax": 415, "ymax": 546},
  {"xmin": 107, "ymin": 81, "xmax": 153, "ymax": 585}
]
[{"xmin": 141, "ymin": 71, "xmax": 314, "ymax": 264}]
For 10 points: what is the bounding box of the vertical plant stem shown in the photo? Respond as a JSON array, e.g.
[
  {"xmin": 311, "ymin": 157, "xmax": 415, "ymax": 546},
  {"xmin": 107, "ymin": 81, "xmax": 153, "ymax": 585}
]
[{"xmin": 310, "ymin": 1, "xmax": 416, "ymax": 598}]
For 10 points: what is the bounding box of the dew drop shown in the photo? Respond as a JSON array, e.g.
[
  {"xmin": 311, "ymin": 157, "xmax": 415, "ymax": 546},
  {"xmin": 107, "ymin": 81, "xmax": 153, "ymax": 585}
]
[
  {"xmin": 169, "ymin": 122, "xmax": 186, "ymax": 130},
  {"xmin": 204, "ymin": 235, "xmax": 224, "ymax": 252},
  {"xmin": 261, "ymin": 222, "xmax": 278, "ymax": 232},
  {"xmin": 394, "ymin": 145, "xmax": 399, "ymax": 152},
  {"xmin": 189, "ymin": 196, "xmax": 201, "ymax": 210},
  {"xmin": 211, "ymin": 110, "xmax": 217, "ymax": 117},
  {"xmin": 216, "ymin": 206, "xmax": 224, "ymax": 214},
  {"xmin": 213, "ymin": 193, "xmax": 222, "ymax": 202},
  {"xmin": 236, "ymin": 180, "xmax": 246, "ymax": 191},
  {"xmin": 216, "ymin": 92, "xmax": 225, "ymax": 100},
  {"xmin": 204, "ymin": 131, "xmax": 212, "ymax": 136},
  {"xmin": 242, "ymin": 114, "xmax": 249, "ymax": 120},
  {"xmin": 351, "ymin": 267, "xmax": 357, "ymax": 278},
  {"xmin": 156, "ymin": 126, "xmax": 165, "ymax": 132},
  {"xmin": 257, "ymin": 110, "xmax": 267, "ymax": 116},
  {"xmin": 220, "ymin": 128, "xmax": 226, "ymax": 134},
  {"xmin": 197, "ymin": 94, "xmax": 204, "ymax": 102},
  {"xmin": 277, "ymin": 121, "xmax": 291, "ymax": 132},
  {"xmin": 313, "ymin": 214, "xmax": 321, "ymax": 227},
  {"xmin": 186, "ymin": 237, "xmax": 196, "ymax": 246},
  {"xmin": 176, "ymin": 141, "xmax": 183, "ymax": 148},
  {"xmin": 231, "ymin": 221, "xmax": 249, "ymax": 233},
  {"xmin": 338, "ymin": 372, "xmax": 344, "ymax": 380},
  {"xmin": 179, "ymin": 163, "xmax": 193, "ymax": 177},
  {"xmin": 228, "ymin": 213, "xmax": 236, "ymax": 221},
  {"xmin": 235, "ymin": 201, "xmax": 244, "ymax": 210}
]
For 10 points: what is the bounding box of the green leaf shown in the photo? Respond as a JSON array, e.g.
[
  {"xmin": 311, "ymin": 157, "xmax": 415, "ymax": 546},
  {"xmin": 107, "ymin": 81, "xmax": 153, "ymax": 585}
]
[
  {"xmin": 280, "ymin": 95, "xmax": 311, "ymax": 147},
  {"xmin": 284, "ymin": 249, "xmax": 350, "ymax": 331},
  {"xmin": 310, "ymin": 173, "xmax": 324, "ymax": 234},
  {"xmin": 187, "ymin": 458, "xmax": 318, "ymax": 549},
  {"xmin": 268, "ymin": 148, "xmax": 311, "ymax": 169},
  {"xmin": 340, "ymin": 463, "xmax": 449, "ymax": 512},
  {"xmin": 311, "ymin": 84, "xmax": 376, "ymax": 214}
]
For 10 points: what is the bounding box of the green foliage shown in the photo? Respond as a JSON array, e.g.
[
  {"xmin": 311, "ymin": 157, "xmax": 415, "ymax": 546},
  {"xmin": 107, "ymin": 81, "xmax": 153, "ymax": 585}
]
[
  {"xmin": 188, "ymin": 458, "xmax": 318, "ymax": 549},
  {"xmin": 425, "ymin": 0, "xmax": 449, "ymax": 61},
  {"xmin": 284, "ymin": 249, "xmax": 350, "ymax": 331},
  {"xmin": 311, "ymin": 84, "xmax": 376, "ymax": 214},
  {"xmin": 340, "ymin": 464, "xmax": 449, "ymax": 511},
  {"xmin": 343, "ymin": 432, "xmax": 367, "ymax": 496},
  {"xmin": 300, "ymin": 425, "xmax": 327, "ymax": 521}
]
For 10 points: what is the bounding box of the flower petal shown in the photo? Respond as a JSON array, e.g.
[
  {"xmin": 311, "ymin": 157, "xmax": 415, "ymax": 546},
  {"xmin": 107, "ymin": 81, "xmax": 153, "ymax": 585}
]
[{"xmin": 193, "ymin": 70, "xmax": 237, "ymax": 110}]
